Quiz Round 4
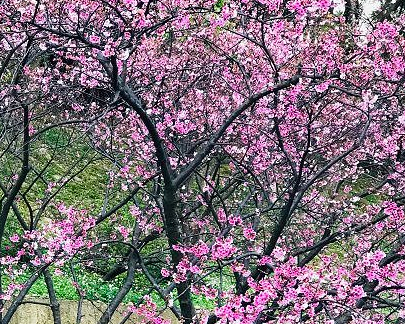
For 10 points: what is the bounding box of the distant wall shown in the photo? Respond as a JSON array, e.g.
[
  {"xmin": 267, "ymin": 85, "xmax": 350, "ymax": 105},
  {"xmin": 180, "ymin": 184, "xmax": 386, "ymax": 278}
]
[{"xmin": 7, "ymin": 298, "xmax": 179, "ymax": 324}]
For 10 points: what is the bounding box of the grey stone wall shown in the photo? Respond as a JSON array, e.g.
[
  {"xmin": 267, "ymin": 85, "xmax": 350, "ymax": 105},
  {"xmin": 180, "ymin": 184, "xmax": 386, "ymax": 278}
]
[{"xmin": 7, "ymin": 298, "xmax": 178, "ymax": 324}]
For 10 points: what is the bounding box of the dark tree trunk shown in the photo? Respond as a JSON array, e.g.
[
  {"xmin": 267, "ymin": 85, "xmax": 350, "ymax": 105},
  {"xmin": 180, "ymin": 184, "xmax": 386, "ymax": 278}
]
[{"xmin": 163, "ymin": 186, "xmax": 196, "ymax": 324}]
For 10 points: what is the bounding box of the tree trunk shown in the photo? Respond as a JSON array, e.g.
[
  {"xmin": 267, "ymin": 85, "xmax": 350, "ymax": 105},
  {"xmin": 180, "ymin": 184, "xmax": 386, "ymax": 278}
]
[{"xmin": 163, "ymin": 186, "xmax": 196, "ymax": 324}]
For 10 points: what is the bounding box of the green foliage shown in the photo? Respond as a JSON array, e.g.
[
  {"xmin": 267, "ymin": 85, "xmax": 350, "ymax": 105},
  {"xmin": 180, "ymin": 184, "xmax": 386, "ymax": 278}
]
[
  {"xmin": 192, "ymin": 294, "xmax": 216, "ymax": 310},
  {"xmin": 214, "ymin": 0, "xmax": 225, "ymax": 11}
]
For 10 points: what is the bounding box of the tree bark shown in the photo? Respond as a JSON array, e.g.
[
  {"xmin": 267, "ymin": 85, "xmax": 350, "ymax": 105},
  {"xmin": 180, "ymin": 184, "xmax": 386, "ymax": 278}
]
[
  {"xmin": 163, "ymin": 186, "xmax": 196, "ymax": 324},
  {"xmin": 97, "ymin": 251, "xmax": 137, "ymax": 324},
  {"xmin": 43, "ymin": 269, "xmax": 62, "ymax": 324}
]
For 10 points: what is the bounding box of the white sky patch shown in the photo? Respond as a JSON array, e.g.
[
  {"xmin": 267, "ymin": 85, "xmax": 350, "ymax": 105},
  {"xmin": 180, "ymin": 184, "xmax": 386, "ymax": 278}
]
[
  {"xmin": 333, "ymin": 0, "xmax": 381, "ymax": 18},
  {"xmin": 362, "ymin": 0, "xmax": 381, "ymax": 17},
  {"xmin": 332, "ymin": 0, "xmax": 384, "ymax": 33}
]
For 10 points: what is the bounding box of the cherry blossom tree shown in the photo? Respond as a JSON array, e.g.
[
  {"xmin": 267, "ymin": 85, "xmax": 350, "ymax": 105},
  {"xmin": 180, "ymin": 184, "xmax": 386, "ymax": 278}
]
[{"xmin": 1, "ymin": 0, "xmax": 405, "ymax": 324}]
